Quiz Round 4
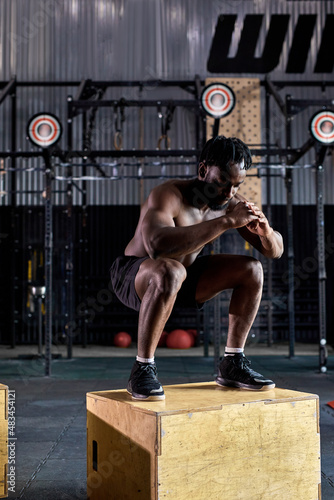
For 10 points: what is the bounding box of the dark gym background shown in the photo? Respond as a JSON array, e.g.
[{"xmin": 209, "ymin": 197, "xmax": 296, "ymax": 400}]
[{"xmin": 0, "ymin": 204, "xmax": 333, "ymax": 346}]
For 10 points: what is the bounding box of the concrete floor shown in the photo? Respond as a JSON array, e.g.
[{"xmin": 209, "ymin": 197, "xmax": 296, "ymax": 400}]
[{"xmin": 0, "ymin": 343, "xmax": 333, "ymax": 499}]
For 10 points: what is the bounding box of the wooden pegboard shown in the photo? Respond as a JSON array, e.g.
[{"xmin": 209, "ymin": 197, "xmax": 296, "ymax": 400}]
[{"xmin": 205, "ymin": 78, "xmax": 262, "ymax": 208}]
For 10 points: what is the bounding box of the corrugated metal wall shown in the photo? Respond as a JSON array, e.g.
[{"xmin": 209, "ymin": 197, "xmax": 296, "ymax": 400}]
[{"xmin": 1, "ymin": 0, "xmax": 334, "ymax": 205}]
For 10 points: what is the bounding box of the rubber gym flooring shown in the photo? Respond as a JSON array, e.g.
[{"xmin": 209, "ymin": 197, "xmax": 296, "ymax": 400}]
[{"xmin": 0, "ymin": 344, "xmax": 333, "ymax": 499}]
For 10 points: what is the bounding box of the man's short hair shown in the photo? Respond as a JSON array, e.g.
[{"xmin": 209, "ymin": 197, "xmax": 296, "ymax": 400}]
[{"xmin": 199, "ymin": 136, "xmax": 252, "ymax": 171}]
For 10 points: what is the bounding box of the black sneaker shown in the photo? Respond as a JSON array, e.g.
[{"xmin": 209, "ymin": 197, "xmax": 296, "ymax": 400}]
[
  {"xmin": 127, "ymin": 361, "xmax": 165, "ymax": 401},
  {"xmin": 215, "ymin": 354, "xmax": 275, "ymax": 391}
]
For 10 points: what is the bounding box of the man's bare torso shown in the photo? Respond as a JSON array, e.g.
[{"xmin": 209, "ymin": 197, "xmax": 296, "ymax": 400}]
[{"xmin": 124, "ymin": 179, "xmax": 241, "ymax": 267}]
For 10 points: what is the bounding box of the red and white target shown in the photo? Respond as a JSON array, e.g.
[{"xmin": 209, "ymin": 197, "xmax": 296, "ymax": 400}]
[
  {"xmin": 309, "ymin": 110, "xmax": 334, "ymax": 145},
  {"xmin": 27, "ymin": 113, "xmax": 62, "ymax": 148},
  {"xmin": 201, "ymin": 83, "xmax": 236, "ymax": 119}
]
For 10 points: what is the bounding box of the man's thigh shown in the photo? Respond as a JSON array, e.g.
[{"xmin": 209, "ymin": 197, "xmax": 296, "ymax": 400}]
[
  {"xmin": 110, "ymin": 255, "xmax": 149, "ymax": 311},
  {"xmin": 134, "ymin": 256, "xmax": 186, "ymax": 301},
  {"xmin": 135, "ymin": 255, "xmax": 208, "ymax": 309},
  {"xmin": 195, "ymin": 254, "xmax": 261, "ymax": 303}
]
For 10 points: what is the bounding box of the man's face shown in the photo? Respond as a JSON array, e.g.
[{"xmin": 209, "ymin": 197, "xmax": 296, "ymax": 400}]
[{"xmin": 198, "ymin": 161, "xmax": 246, "ymax": 210}]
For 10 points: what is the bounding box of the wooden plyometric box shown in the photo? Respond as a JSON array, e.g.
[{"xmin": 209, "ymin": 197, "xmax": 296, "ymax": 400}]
[
  {"xmin": 0, "ymin": 384, "xmax": 8, "ymax": 499},
  {"xmin": 87, "ymin": 382, "xmax": 320, "ymax": 500}
]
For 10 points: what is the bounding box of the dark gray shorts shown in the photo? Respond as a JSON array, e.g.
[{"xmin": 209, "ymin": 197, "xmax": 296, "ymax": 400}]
[{"xmin": 110, "ymin": 255, "xmax": 210, "ymax": 312}]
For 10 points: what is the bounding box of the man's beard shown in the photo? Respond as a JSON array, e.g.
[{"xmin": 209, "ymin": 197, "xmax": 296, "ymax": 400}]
[
  {"xmin": 191, "ymin": 178, "xmax": 230, "ymax": 211},
  {"xmin": 208, "ymin": 199, "xmax": 230, "ymax": 211}
]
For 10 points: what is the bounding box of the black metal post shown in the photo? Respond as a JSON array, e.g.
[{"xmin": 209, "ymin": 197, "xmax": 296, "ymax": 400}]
[
  {"xmin": 10, "ymin": 82, "xmax": 17, "ymax": 348},
  {"xmin": 265, "ymin": 86, "xmax": 273, "ymax": 347},
  {"xmin": 213, "ymin": 118, "xmax": 220, "ymax": 138},
  {"xmin": 81, "ymin": 111, "xmax": 88, "ymax": 348},
  {"xmin": 315, "ymin": 146, "xmax": 328, "ymax": 373},
  {"xmin": 194, "ymin": 75, "xmax": 202, "ymax": 152},
  {"xmin": 37, "ymin": 295, "xmax": 43, "ymax": 356},
  {"xmin": 66, "ymin": 95, "xmax": 74, "ymax": 359},
  {"xmin": 44, "ymin": 152, "xmax": 53, "ymax": 376},
  {"xmin": 285, "ymin": 95, "xmax": 296, "ymax": 358}
]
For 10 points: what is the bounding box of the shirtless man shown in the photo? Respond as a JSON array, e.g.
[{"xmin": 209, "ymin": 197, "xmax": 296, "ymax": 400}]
[{"xmin": 110, "ymin": 136, "xmax": 284, "ymax": 400}]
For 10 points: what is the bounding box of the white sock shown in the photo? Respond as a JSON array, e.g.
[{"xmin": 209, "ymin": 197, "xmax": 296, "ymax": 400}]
[
  {"xmin": 224, "ymin": 347, "xmax": 244, "ymax": 357},
  {"xmin": 136, "ymin": 355, "xmax": 155, "ymax": 364}
]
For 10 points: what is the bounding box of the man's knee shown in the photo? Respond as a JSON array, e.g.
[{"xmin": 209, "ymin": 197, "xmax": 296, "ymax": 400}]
[
  {"xmin": 243, "ymin": 257, "xmax": 263, "ymax": 285},
  {"xmin": 152, "ymin": 258, "xmax": 187, "ymax": 296}
]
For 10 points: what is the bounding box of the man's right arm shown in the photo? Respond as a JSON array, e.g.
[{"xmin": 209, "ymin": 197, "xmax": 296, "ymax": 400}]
[{"xmin": 142, "ymin": 187, "xmax": 258, "ymax": 260}]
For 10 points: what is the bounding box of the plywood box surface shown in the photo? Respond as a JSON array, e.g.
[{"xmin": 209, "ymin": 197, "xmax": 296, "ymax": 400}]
[{"xmin": 87, "ymin": 382, "xmax": 320, "ymax": 500}]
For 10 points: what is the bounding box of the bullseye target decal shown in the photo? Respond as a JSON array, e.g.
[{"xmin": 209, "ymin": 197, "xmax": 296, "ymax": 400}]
[
  {"xmin": 201, "ymin": 83, "xmax": 236, "ymax": 119},
  {"xmin": 309, "ymin": 110, "xmax": 334, "ymax": 144},
  {"xmin": 27, "ymin": 113, "xmax": 62, "ymax": 148}
]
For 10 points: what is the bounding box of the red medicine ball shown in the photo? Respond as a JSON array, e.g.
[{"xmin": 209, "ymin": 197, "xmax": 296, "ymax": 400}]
[
  {"xmin": 186, "ymin": 329, "xmax": 198, "ymax": 347},
  {"xmin": 157, "ymin": 330, "xmax": 169, "ymax": 347},
  {"xmin": 166, "ymin": 329, "xmax": 193, "ymax": 349},
  {"xmin": 114, "ymin": 331, "xmax": 132, "ymax": 348}
]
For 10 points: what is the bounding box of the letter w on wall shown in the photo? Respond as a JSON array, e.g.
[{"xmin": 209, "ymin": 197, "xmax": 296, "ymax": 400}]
[
  {"xmin": 207, "ymin": 15, "xmax": 290, "ymax": 74},
  {"xmin": 207, "ymin": 14, "xmax": 334, "ymax": 74}
]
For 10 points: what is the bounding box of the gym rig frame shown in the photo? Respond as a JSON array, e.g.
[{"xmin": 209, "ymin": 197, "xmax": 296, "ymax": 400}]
[{"xmin": 0, "ymin": 76, "xmax": 332, "ymax": 375}]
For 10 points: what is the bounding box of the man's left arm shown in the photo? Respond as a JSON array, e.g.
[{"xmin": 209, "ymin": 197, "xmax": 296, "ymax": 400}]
[{"xmin": 236, "ymin": 201, "xmax": 284, "ymax": 259}]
